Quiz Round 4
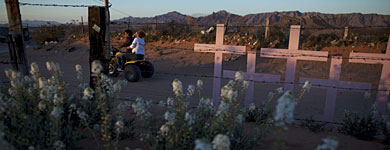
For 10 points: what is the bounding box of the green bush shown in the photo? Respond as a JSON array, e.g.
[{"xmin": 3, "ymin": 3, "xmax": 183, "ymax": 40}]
[{"xmin": 338, "ymin": 110, "xmax": 379, "ymax": 140}]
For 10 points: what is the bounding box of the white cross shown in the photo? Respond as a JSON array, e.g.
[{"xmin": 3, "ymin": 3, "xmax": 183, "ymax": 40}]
[
  {"xmin": 348, "ymin": 36, "xmax": 390, "ymax": 113},
  {"xmin": 194, "ymin": 24, "xmax": 246, "ymax": 105},
  {"xmin": 223, "ymin": 51, "xmax": 280, "ymax": 106},
  {"xmin": 260, "ymin": 25, "xmax": 329, "ymax": 91},
  {"xmin": 299, "ymin": 57, "xmax": 372, "ymax": 122}
]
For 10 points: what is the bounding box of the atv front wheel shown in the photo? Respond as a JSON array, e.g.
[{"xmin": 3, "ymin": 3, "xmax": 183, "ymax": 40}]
[{"xmin": 124, "ymin": 64, "xmax": 141, "ymax": 82}]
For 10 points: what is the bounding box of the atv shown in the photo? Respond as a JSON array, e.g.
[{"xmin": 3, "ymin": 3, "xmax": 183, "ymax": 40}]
[{"xmin": 109, "ymin": 48, "xmax": 154, "ymax": 82}]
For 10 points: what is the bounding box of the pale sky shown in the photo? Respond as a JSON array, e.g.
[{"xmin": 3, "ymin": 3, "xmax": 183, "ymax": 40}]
[{"xmin": 0, "ymin": 0, "xmax": 389, "ymax": 23}]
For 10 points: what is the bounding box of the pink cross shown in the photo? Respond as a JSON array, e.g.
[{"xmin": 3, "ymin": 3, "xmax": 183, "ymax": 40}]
[
  {"xmin": 260, "ymin": 25, "xmax": 329, "ymax": 91},
  {"xmin": 300, "ymin": 57, "xmax": 372, "ymax": 122},
  {"xmin": 194, "ymin": 24, "xmax": 246, "ymax": 105},
  {"xmin": 223, "ymin": 51, "xmax": 280, "ymax": 106},
  {"xmin": 349, "ymin": 36, "xmax": 390, "ymax": 113}
]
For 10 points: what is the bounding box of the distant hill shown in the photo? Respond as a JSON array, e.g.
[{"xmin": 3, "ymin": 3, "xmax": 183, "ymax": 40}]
[
  {"xmin": 0, "ymin": 20, "xmax": 61, "ymax": 27},
  {"xmin": 114, "ymin": 10, "xmax": 390, "ymax": 28}
]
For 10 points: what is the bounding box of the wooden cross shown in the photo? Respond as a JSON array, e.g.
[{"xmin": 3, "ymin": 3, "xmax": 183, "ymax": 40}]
[
  {"xmin": 349, "ymin": 36, "xmax": 390, "ymax": 113},
  {"xmin": 223, "ymin": 51, "xmax": 280, "ymax": 106},
  {"xmin": 299, "ymin": 57, "xmax": 372, "ymax": 122},
  {"xmin": 260, "ymin": 25, "xmax": 329, "ymax": 91},
  {"xmin": 194, "ymin": 24, "xmax": 246, "ymax": 105}
]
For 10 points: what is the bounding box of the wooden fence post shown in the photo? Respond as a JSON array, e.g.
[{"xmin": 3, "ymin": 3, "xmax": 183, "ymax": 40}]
[
  {"xmin": 343, "ymin": 26, "xmax": 349, "ymax": 40},
  {"xmin": 88, "ymin": 6, "xmax": 108, "ymax": 88},
  {"xmin": 264, "ymin": 17, "xmax": 270, "ymax": 41},
  {"xmin": 5, "ymin": 0, "xmax": 28, "ymax": 74}
]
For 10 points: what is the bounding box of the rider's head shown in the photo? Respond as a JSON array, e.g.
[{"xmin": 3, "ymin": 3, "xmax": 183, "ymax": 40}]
[
  {"xmin": 136, "ymin": 30, "xmax": 145, "ymax": 38},
  {"xmin": 124, "ymin": 30, "xmax": 133, "ymax": 37}
]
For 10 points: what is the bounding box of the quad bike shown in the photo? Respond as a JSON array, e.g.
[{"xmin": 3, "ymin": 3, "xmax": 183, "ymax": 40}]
[{"xmin": 109, "ymin": 48, "xmax": 154, "ymax": 82}]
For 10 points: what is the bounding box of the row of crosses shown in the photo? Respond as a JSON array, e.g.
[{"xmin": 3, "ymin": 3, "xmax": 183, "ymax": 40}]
[{"xmin": 194, "ymin": 24, "xmax": 390, "ymax": 122}]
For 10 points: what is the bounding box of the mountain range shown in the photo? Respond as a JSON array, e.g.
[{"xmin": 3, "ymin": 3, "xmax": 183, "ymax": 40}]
[{"xmin": 115, "ymin": 10, "xmax": 390, "ymax": 28}]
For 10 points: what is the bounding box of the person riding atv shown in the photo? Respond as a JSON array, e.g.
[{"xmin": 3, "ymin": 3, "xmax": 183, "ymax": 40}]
[
  {"xmin": 109, "ymin": 30, "xmax": 154, "ymax": 82},
  {"xmin": 114, "ymin": 29, "xmax": 134, "ymax": 71}
]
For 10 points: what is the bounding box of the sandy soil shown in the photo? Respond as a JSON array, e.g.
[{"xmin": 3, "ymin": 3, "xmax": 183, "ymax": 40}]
[{"xmin": 0, "ymin": 39, "xmax": 388, "ymax": 149}]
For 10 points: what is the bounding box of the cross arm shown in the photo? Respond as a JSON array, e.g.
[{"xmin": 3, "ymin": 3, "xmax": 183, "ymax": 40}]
[
  {"xmin": 195, "ymin": 44, "xmax": 246, "ymax": 54},
  {"xmin": 260, "ymin": 48, "xmax": 328, "ymax": 61}
]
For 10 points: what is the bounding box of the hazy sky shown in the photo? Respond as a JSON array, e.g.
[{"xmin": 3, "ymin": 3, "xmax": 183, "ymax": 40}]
[{"xmin": 0, "ymin": 0, "xmax": 389, "ymax": 23}]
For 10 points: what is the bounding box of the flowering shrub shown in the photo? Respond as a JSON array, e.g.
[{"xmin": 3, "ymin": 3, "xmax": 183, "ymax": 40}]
[
  {"xmin": 133, "ymin": 72, "xmax": 262, "ymax": 150},
  {"xmin": 316, "ymin": 137, "xmax": 339, "ymax": 150},
  {"xmin": 0, "ymin": 61, "xmax": 131, "ymax": 150},
  {"xmin": 338, "ymin": 109, "xmax": 379, "ymax": 140}
]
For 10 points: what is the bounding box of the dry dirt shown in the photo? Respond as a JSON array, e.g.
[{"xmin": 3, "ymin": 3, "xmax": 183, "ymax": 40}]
[{"xmin": 0, "ymin": 39, "xmax": 388, "ymax": 149}]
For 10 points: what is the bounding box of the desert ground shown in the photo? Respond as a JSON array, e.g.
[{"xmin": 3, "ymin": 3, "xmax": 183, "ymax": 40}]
[{"xmin": 0, "ymin": 37, "xmax": 388, "ymax": 149}]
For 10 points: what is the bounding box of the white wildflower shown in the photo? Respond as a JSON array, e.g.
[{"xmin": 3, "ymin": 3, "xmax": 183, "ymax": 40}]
[
  {"xmin": 248, "ymin": 103, "xmax": 256, "ymax": 112},
  {"xmin": 316, "ymin": 137, "xmax": 338, "ymax": 150},
  {"xmin": 75, "ymin": 64, "xmax": 83, "ymax": 81},
  {"xmin": 302, "ymin": 81, "xmax": 312, "ymax": 93},
  {"xmin": 158, "ymin": 100, "xmax": 166, "ymax": 107},
  {"xmin": 28, "ymin": 146, "xmax": 35, "ymax": 150},
  {"xmin": 53, "ymin": 94, "xmax": 63, "ymax": 105},
  {"xmin": 267, "ymin": 91, "xmax": 275, "ymax": 100},
  {"xmin": 216, "ymin": 101, "xmax": 230, "ymax": 117},
  {"xmin": 235, "ymin": 71, "xmax": 244, "ymax": 81},
  {"xmin": 172, "ymin": 79, "xmax": 183, "ymax": 96},
  {"xmin": 38, "ymin": 77, "xmax": 47, "ymax": 89},
  {"xmin": 69, "ymin": 103, "xmax": 77, "ymax": 111},
  {"xmin": 274, "ymin": 91, "xmax": 295, "ymax": 130},
  {"xmin": 77, "ymin": 110, "xmax": 88, "ymax": 120},
  {"xmin": 91, "ymin": 60, "xmax": 103, "ymax": 74},
  {"xmin": 198, "ymin": 98, "xmax": 214, "ymax": 110},
  {"xmin": 197, "ymin": 80, "xmax": 203, "ymax": 89},
  {"xmin": 228, "ymin": 80, "xmax": 235, "ymax": 87},
  {"xmin": 388, "ymin": 102, "xmax": 390, "ymax": 111},
  {"xmin": 276, "ymin": 87, "xmax": 284, "ymax": 94},
  {"xmin": 38, "ymin": 101, "xmax": 46, "ymax": 111},
  {"xmin": 187, "ymin": 84, "xmax": 195, "ymax": 96},
  {"xmin": 8, "ymin": 88, "xmax": 16, "ymax": 96},
  {"xmin": 194, "ymin": 139, "xmax": 212, "ymax": 150},
  {"xmin": 167, "ymin": 97, "xmax": 175, "ymax": 107},
  {"xmin": 212, "ymin": 134, "xmax": 230, "ymax": 150},
  {"xmin": 53, "ymin": 140, "xmax": 66, "ymax": 150},
  {"xmin": 236, "ymin": 114, "xmax": 244, "ymax": 124},
  {"xmin": 11, "ymin": 70, "xmax": 21, "ymax": 79},
  {"xmin": 242, "ymin": 80, "xmax": 249, "ymax": 89},
  {"xmin": 115, "ymin": 120, "xmax": 124, "ymax": 133},
  {"xmin": 30, "ymin": 62, "xmax": 39, "ymax": 75},
  {"xmin": 82, "ymin": 87, "xmax": 94, "ymax": 100},
  {"xmin": 364, "ymin": 91, "xmax": 371, "ymax": 99},
  {"xmin": 185, "ymin": 112, "xmax": 195, "ymax": 125},
  {"xmin": 160, "ymin": 124, "xmax": 169, "ymax": 136},
  {"xmin": 164, "ymin": 111, "xmax": 176, "ymax": 125},
  {"xmin": 46, "ymin": 61, "xmax": 53, "ymax": 72},
  {"xmin": 75, "ymin": 64, "xmax": 82, "ymax": 73},
  {"xmin": 221, "ymin": 84, "xmax": 237, "ymax": 102},
  {"xmin": 132, "ymin": 97, "xmax": 147, "ymax": 117},
  {"xmin": 371, "ymin": 102, "xmax": 378, "ymax": 115}
]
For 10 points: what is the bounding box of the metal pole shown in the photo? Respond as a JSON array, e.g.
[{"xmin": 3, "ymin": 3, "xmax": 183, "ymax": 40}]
[{"xmin": 104, "ymin": 0, "xmax": 110, "ymax": 60}]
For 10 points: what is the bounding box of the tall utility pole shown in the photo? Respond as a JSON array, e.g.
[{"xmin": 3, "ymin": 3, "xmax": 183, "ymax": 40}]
[
  {"xmin": 81, "ymin": 16, "xmax": 84, "ymax": 34},
  {"xmin": 5, "ymin": 0, "xmax": 28, "ymax": 75},
  {"xmin": 104, "ymin": 0, "xmax": 110, "ymax": 61},
  {"xmin": 127, "ymin": 18, "xmax": 130, "ymax": 30}
]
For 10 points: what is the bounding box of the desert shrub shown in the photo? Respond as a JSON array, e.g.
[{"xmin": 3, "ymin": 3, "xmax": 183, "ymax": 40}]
[
  {"xmin": 338, "ymin": 110, "xmax": 379, "ymax": 140},
  {"xmin": 0, "ymin": 61, "xmax": 132, "ymax": 150},
  {"xmin": 133, "ymin": 72, "xmax": 263, "ymax": 150},
  {"xmin": 304, "ymin": 33, "xmax": 340, "ymax": 51},
  {"xmin": 299, "ymin": 116, "xmax": 327, "ymax": 133},
  {"xmin": 245, "ymin": 103, "xmax": 273, "ymax": 125}
]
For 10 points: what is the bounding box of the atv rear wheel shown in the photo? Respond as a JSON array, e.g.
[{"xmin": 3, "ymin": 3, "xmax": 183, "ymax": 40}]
[
  {"xmin": 140, "ymin": 61, "xmax": 154, "ymax": 78},
  {"xmin": 124, "ymin": 64, "xmax": 141, "ymax": 82},
  {"xmin": 109, "ymin": 59, "xmax": 119, "ymax": 77}
]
